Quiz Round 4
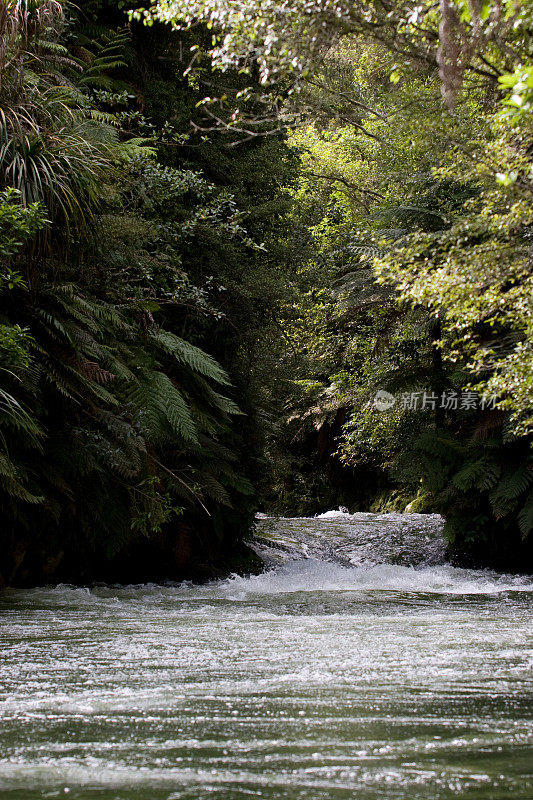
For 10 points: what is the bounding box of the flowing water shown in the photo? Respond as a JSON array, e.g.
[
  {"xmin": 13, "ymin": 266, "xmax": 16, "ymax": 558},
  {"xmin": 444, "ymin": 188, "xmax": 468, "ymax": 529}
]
[{"xmin": 1, "ymin": 511, "xmax": 532, "ymax": 800}]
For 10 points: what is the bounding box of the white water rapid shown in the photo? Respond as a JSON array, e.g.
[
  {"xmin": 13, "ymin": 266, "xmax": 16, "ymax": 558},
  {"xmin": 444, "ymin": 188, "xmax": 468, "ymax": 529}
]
[{"xmin": 0, "ymin": 511, "xmax": 532, "ymax": 799}]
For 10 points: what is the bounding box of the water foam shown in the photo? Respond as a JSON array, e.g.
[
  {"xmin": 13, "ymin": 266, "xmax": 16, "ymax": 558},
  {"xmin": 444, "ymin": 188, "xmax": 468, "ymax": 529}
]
[
  {"xmin": 217, "ymin": 560, "xmax": 533, "ymax": 599},
  {"xmin": 6, "ymin": 560, "xmax": 533, "ymax": 609},
  {"xmin": 4, "ymin": 512, "xmax": 532, "ymax": 607}
]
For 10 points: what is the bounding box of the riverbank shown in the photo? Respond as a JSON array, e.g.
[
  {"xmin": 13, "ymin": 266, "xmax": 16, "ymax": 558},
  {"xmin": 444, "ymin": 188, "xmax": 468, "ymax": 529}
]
[{"xmin": 0, "ymin": 529, "xmax": 263, "ymax": 591}]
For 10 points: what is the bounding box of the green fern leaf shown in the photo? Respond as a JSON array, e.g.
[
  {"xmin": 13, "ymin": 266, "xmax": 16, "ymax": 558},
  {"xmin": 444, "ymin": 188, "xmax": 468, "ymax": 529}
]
[{"xmin": 150, "ymin": 330, "xmax": 230, "ymax": 385}]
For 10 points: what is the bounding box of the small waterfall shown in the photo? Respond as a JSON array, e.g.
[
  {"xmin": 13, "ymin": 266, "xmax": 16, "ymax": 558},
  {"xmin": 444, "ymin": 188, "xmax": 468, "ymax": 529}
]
[{"xmin": 253, "ymin": 510, "xmax": 447, "ymax": 568}]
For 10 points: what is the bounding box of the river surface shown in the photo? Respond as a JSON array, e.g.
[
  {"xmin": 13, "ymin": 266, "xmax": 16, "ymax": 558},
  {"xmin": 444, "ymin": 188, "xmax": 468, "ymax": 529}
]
[{"xmin": 1, "ymin": 511, "xmax": 532, "ymax": 800}]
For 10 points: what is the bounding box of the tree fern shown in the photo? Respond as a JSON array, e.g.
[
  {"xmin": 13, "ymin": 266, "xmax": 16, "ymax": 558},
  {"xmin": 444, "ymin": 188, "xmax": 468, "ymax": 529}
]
[
  {"xmin": 0, "ymin": 448, "xmax": 43, "ymax": 504},
  {"xmin": 197, "ymin": 472, "xmax": 232, "ymax": 506},
  {"xmin": 151, "ymin": 371, "xmax": 198, "ymax": 444},
  {"xmin": 453, "ymin": 457, "xmax": 499, "ymax": 492},
  {"xmin": 150, "ymin": 330, "xmax": 230, "ymax": 385},
  {"xmin": 76, "ymin": 28, "xmax": 130, "ymax": 90},
  {"xmin": 0, "ymin": 8, "xmax": 256, "ymax": 583},
  {"xmin": 490, "ymin": 464, "xmax": 533, "ymax": 520}
]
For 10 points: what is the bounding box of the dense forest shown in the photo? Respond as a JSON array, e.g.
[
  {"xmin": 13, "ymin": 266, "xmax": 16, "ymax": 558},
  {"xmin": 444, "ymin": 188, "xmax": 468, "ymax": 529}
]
[{"xmin": 0, "ymin": 0, "xmax": 532, "ymax": 587}]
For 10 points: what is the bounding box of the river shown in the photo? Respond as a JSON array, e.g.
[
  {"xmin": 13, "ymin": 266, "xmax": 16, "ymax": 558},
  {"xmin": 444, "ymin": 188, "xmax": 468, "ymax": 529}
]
[{"xmin": 1, "ymin": 511, "xmax": 532, "ymax": 799}]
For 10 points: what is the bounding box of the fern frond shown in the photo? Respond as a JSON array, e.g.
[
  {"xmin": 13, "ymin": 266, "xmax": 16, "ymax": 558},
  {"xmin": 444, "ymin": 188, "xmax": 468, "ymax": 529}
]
[
  {"xmin": 153, "ymin": 372, "xmax": 198, "ymax": 443},
  {"xmin": 197, "ymin": 472, "xmax": 231, "ymax": 506},
  {"xmin": 150, "ymin": 330, "xmax": 230, "ymax": 384},
  {"xmin": 0, "ymin": 452, "xmax": 43, "ymax": 504},
  {"xmin": 491, "ymin": 464, "xmax": 533, "ymax": 504},
  {"xmin": 453, "ymin": 458, "xmax": 499, "ymax": 491}
]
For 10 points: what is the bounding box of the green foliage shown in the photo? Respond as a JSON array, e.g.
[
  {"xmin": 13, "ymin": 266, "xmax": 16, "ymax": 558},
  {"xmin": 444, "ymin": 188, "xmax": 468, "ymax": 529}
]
[
  {"xmin": 189, "ymin": 0, "xmax": 533, "ymax": 570},
  {"xmin": 0, "ymin": 1, "xmax": 267, "ymax": 586},
  {"xmin": 0, "ymin": 189, "xmax": 47, "ymax": 259},
  {"xmin": 0, "ymin": 275, "xmax": 250, "ymax": 576},
  {"xmin": 394, "ymin": 426, "xmax": 533, "ymax": 564},
  {"xmin": 1, "ymin": 0, "xmax": 531, "ymax": 581},
  {"xmin": 136, "ymin": 0, "xmax": 528, "ymax": 122}
]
